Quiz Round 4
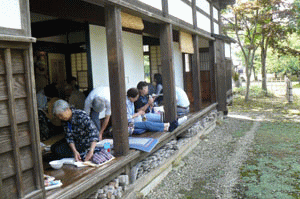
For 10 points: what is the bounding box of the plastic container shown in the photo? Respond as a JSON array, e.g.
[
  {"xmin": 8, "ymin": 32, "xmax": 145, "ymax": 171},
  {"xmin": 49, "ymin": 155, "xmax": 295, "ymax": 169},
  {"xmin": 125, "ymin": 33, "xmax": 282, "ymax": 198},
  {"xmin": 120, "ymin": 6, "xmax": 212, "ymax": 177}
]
[{"xmin": 104, "ymin": 142, "xmax": 111, "ymax": 153}]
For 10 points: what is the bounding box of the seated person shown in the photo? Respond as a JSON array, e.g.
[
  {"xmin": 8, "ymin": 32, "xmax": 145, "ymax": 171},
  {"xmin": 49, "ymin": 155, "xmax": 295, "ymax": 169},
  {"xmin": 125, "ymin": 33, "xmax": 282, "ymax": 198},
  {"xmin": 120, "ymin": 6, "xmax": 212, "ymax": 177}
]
[
  {"xmin": 84, "ymin": 86, "xmax": 111, "ymax": 140},
  {"xmin": 51, "ymin": 100, "xmax": 99, "ymax": 162},
  {"xmin": 153, "ymin": 73, "xmax": 163, "ymax": 105},
  {"xmin": 64, "ymin": 82, "xmax": 86, "ymax": 110},
  {"xmin": 134, "ymin": 81, "xmax": 162, "ymax": 122},
  {"xmin": 176, "ymin": 86, "xmax": 190, "ymax": 116},
  {"xmin": 135, "ymin": 81, "xmax": 153, "ymax": 113},
  {"xmin": 38, "ymin": 83, "xmax": 63, "ymax": 141},
  {"xmin": 127, "ymin": 88, "xmax": 178, "ymax": 133}
]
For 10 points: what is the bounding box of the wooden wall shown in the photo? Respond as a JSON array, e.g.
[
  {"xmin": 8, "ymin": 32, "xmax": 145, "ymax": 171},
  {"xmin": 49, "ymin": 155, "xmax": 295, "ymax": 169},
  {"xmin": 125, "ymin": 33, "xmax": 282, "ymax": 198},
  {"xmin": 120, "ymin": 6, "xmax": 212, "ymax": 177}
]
[{"xmin": 0, "ymin": 43, "xmax": 44, "ymax": 199}]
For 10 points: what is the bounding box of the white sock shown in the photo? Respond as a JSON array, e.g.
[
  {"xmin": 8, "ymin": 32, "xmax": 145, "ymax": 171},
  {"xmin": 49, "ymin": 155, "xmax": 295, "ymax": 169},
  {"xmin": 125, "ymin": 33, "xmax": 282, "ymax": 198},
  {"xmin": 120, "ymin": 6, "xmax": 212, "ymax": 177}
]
[{"xmin": 178, "ymin": 116, "xmax": 187, "ymax": 125}]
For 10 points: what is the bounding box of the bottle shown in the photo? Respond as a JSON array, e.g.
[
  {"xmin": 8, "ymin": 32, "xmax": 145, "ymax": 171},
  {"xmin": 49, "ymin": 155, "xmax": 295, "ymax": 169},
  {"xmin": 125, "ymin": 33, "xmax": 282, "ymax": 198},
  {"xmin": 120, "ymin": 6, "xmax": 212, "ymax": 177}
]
[{"xmin": 104, "ymin": 142, "xmax": 111, "ymax": 153}]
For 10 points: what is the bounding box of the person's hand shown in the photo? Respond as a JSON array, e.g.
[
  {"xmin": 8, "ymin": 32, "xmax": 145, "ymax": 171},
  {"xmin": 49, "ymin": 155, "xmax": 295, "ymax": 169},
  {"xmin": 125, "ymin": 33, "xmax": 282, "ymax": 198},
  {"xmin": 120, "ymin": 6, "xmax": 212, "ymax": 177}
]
[
  {"xmin": 84, "ymin": 150, "xmax": 94, "ymax": 162},
  {"xmin": 138, "ymin": 110, "xmax": 145, "ymax": 116},
  {"xmin": 148, "ymin": 97, "xmax": 154, "ymax": 105},
  {"xmin": 73, "ymin": 150, "xmax": 82, "ymax": 162}
]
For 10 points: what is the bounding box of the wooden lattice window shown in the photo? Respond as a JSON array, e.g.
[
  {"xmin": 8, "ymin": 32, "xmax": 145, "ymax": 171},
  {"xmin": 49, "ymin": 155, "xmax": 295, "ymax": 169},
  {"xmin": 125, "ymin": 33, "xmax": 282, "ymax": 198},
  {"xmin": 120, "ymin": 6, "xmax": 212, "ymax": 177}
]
[{"xmin": 71, "ymin": 53, "xmax": 88, "ymax": 91}]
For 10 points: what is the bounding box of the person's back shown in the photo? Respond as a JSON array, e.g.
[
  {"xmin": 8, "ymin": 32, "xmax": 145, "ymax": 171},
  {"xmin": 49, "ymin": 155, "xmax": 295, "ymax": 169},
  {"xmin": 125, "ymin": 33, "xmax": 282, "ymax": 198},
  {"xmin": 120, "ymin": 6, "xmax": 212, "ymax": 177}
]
[{"xmin": 176, "ymin": 87, "xmax": 190, "ymax": 116}]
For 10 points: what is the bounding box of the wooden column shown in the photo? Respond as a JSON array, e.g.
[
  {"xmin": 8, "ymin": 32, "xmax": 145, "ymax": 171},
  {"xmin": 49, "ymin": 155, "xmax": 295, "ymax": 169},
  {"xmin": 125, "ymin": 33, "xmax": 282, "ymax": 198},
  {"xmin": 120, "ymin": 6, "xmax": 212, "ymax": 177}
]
[
  {"xmin": 192, "ymin": 34, "xmax": 201, "ymax": 111},
  {"xmin": 209, "ymin": 40, "xmax": 217, "ymax": 103},
  {"xmin": 192, "ymin": 0, "xmax": 197, "ymax": 29},
  {"xmin": 214, "ymin": 39, "xmax": 227, "ymax": 113},
  {"xmin": 160, "ymin": 23, "xmax": 177, "ymax": 122},
  {"xmin": 105, "ymin": 6, "xmax": 129, "ymax": 156}
]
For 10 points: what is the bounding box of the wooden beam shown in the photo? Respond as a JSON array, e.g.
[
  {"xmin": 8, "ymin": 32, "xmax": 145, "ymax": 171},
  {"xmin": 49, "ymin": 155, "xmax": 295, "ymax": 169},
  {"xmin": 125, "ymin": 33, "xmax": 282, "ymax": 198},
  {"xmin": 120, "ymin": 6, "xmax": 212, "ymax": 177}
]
[
  {"xmin": 192, "ymin": 0, "xmax": 197, "ymax": 29},
  {"xmin": 160, "ymin": 24, "xmax": 177, "ymax": 122},
  {"xmin": 4, "ymin": 49, "xmax": 24, "ymax": 198},
  {"xmin": 162, "ymin": 0, "xmax": 169, "ymax": 17},
  {"xmin": 105, "ymin": 5, "xmax": 129, "ymax": 156},
  {"xmin": 192, "ymin": 34, "xmax": 202, "ymax": 112}
]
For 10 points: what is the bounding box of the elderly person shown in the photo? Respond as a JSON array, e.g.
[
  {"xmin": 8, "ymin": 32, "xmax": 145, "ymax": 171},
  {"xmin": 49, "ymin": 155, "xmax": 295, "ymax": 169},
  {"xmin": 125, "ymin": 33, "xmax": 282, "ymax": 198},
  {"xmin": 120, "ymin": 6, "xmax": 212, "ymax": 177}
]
[
  {"xmin": 51, "ymin": 100, "xmax": 99, "ymax": 162},
  {"xmin": 84, "ymin": 86, "xmax": 111, "ymax": 140}
]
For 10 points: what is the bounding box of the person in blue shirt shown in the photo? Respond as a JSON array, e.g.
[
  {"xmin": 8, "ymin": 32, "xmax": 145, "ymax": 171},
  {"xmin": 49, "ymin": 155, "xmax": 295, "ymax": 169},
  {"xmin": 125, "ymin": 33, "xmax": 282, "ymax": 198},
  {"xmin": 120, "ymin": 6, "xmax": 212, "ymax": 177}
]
[{"xmin": 127, "ymin": 88, "xmax": 178, "ymax": 133}]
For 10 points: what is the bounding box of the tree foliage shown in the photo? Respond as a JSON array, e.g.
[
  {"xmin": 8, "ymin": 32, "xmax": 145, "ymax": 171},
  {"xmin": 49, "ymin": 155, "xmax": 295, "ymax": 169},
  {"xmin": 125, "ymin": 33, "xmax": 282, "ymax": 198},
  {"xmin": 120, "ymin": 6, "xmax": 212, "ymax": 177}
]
[{"xmin": 222, "ymin": 0, "xmax": 297, "ymax": 101}]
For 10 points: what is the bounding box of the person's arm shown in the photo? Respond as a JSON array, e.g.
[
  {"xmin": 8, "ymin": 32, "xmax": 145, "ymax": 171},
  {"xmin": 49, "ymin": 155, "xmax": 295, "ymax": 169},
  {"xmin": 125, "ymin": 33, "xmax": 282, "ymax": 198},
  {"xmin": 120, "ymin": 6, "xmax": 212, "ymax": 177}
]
[
  {"xmin": 99, "ymin": 115, "xmax": 110, "ymax": 140},
  {"xmin": 84, "ymin": 95, "xmax": 93, "ymax": 116},
  {"xmin": 69, "ymin": 143, "xmax": 82, "ymax": 162},
  {"xmin": 84, "ymin": 141, "xmax": 97, "ymax": 161},
  {"xmin": 135, "ymin": 97, "xmax": 153, "ymax": 112},
  {"xmin": 156, "ymin": 84, "xmax": 163, "ymax": 95}
]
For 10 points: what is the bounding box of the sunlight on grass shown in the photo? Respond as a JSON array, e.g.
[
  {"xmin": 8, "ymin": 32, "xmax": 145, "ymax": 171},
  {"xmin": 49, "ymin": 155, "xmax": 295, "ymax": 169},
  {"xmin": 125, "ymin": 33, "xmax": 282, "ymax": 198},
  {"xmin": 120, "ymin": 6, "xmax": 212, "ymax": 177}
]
[{"xmin": 230, "ymin": 83, "xmax": 300, "ymax": 121}]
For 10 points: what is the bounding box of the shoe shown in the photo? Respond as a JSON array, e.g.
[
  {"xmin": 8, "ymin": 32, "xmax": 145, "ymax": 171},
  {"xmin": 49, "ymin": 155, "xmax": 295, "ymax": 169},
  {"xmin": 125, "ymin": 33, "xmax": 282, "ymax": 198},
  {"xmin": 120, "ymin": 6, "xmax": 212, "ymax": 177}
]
[
  {"xmin": 169, "ymin": 120, "xmax": 178, "ymax": 132},
  {"xmin": 178, "ymin": 116, "xmax": 187, "ymax": 125}
]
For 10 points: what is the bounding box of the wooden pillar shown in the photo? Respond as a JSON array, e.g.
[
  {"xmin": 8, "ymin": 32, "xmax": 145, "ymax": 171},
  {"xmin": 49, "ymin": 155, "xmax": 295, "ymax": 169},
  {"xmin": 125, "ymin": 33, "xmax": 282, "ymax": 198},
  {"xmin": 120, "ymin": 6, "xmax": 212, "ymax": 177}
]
[
  {"xmin": 192, "ymin": 34, "xmax": 201, "ymax": 111},
  {"xmin": 105, "ymin": 5, "xmax": 129, "ymax": 156},
  {"xmin": 160, "ymin": 23, "xmax": 177, "ymax": 122},
  {"xmin": 209, "ymin": 40, "xmax": 216, "ymax": 102},
  {"xmin": 214, "ymin": 39, "xmax": 227, "ymax": 113}
]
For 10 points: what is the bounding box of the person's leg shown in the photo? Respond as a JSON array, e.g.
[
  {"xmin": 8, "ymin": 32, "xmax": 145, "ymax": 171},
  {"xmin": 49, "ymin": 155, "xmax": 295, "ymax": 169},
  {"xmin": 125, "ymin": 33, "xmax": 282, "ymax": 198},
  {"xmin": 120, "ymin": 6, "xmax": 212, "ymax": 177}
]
[
  {"xmin": 145, "ymin": 113, "xmax": 162, "ymax": 122},
  {"xmin": 90, "ymin": 109, "xmax": 101, "ymax": 131},
  {"xmin": 134, "ymin": 121, "xmax": 165, "ymax": 132},
  {"xmin": 50, "ymin": 138, "xmax": 73, "ymax": 159}
]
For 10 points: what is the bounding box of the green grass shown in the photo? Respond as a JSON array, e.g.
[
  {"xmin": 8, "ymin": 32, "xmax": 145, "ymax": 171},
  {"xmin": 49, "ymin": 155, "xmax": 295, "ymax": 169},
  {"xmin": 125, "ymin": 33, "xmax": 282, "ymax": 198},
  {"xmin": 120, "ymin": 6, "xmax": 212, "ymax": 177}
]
[{"xmin": 236, "ymin": 121, "xmax": 300, "ymax": 198}]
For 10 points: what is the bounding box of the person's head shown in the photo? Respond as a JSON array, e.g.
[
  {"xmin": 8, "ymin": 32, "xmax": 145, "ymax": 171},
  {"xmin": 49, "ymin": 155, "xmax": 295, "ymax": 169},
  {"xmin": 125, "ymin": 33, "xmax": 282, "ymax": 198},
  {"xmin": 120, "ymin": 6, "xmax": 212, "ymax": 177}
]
[
  {"xmin": 52, "ymin": 100, "xmax": 72, "ymax": 121},
  {"xmin": 154, "ymin": 73, "xmax": 162, "ymax": 85},
  {"xmin": 44, "ymin": 83, "xmax": 59, "ymax": 98},
  {"xmin": 64, "ymin": 84, "xmax": 73, "ymax": 98},
  {"xmin": 127, "ymin": 88, "xmax": 139, "ymax": 102},
  {"xmin": 92, "ymin": 96, "xmax": 105, "ymax": 113},
  {"xmin": 137, "ymin": 81, "xmax": 148, "ymax": 96}
]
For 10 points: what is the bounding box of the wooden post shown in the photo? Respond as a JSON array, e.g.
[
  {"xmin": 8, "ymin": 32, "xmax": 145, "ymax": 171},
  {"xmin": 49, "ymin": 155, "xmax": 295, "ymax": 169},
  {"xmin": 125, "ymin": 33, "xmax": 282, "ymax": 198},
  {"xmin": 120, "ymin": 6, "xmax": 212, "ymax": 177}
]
[
  {"xmin": 4, "ymin": 48, "xmax": 24, "ymax": 198},
  {"xmin": 105, "ymin": 5, "xmax": 129, "ymax": 156},
  {"xmin": 160, "ymin": 23, "xmax": 177, "ymax": 122},
  {"xmin": 214, "ymin": 39, "xmax": 227, "ymax": 113},
  {"xmin": 209, "ymin": 40, "xmax": 216, "ymax": 103},
  {"xmin": 192, "ymin": 34, "xmax": 201, "ymax": 111}
]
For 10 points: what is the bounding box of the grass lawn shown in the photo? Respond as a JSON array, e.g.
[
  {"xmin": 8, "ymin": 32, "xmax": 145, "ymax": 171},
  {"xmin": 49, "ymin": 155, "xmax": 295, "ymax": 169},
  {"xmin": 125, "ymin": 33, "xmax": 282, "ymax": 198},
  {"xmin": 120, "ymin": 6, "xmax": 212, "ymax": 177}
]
[{"xmin": 231, "ymin": 82, "xmax": 300, "ymax": 198}]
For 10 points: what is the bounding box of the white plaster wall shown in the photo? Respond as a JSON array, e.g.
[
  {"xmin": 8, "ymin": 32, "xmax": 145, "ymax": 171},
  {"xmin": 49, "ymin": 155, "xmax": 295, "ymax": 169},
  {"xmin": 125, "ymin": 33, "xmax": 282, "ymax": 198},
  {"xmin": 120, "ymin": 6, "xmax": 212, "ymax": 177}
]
[
  {"xmin": 89, "ymin": 25, "xmax": 144, "ymax": 91},
  {"xmin": 168, "ymin": 0, "xmax": 193, "ymax": 25},
  {"xmin": 173, "ymin": 42, "xmax": 184, "ymax": 89},
  {"xmin": 138, "ymin": 0, "xmax": 162, "ymax": 10},
  {"xmin": 0, "ymin": 0, "xmax": 21, "ymax": 29},
  {"xmin": 122, "ymin": 31, "xmax": 144, "ymax": 90},
  {"xmin": 89, "ymin": 25, "xmax": 109, "ymax": 88}
]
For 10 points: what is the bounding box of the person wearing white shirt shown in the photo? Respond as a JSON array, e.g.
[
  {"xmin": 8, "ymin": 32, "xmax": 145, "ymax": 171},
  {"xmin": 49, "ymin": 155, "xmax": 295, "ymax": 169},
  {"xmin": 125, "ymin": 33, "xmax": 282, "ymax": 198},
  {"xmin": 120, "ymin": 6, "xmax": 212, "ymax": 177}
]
[
  {"xmin": 175, "ymin": 86, "xmax": 190, "ymax": 116},
  {"xmin": 84, "ymin": 86, "xmax": 111, "ymax": 140}
]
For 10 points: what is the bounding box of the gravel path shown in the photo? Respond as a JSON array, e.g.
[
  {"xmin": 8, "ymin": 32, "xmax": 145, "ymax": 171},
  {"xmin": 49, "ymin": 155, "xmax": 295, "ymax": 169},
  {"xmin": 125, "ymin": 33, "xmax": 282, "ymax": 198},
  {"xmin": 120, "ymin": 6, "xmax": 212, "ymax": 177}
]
[{"xmin": 145, "ymin": 112, "xmax": 260, "ymax": 199}]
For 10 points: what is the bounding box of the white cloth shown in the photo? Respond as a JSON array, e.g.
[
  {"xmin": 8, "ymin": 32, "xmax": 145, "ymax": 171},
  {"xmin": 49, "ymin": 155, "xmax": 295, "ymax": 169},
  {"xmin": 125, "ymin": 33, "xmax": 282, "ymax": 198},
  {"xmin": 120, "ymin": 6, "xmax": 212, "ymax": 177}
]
[
  {"xmin": 175, "ymin": 87, "xmax": 190, "ymax": 108},
  {"xmin": 84, "ymin": 86, "xmax": 111, "ymax": 119}
]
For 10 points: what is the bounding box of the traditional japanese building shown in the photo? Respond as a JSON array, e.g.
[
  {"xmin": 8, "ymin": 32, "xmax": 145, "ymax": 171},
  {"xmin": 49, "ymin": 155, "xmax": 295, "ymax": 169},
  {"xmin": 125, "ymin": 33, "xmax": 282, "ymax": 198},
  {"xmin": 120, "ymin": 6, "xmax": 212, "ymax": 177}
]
[{"xmin": 0, "ymin": 0, "xmax": 235, "ymax": 198}]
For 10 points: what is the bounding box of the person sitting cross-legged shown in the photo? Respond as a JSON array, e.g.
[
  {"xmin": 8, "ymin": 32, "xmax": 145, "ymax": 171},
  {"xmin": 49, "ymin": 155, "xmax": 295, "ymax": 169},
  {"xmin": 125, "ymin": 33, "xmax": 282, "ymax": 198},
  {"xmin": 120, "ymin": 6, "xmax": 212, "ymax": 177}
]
[{"xmin": 127, "ymin": 88, "xmax": 178, "ymax": 133}]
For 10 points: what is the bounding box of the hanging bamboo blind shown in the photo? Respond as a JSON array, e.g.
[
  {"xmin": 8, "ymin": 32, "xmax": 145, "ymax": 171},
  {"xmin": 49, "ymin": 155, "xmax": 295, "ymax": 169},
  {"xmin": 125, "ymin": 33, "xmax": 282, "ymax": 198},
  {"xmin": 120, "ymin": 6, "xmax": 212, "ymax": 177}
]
[
  {"xmin": 121, "ymin": 12, "xmax": 144, "ymax": 30},
  {"xmin": 179, "ymin": 31, "xmax": 194, "ymax": 54}
]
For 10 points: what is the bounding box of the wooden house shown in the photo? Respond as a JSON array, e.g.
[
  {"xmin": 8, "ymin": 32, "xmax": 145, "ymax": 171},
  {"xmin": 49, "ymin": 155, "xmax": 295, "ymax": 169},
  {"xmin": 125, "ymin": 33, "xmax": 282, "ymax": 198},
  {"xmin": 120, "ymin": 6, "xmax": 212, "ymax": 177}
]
[{"xmin": 0, "ymin": 0, "xmax": 235, "ymax": 198}]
